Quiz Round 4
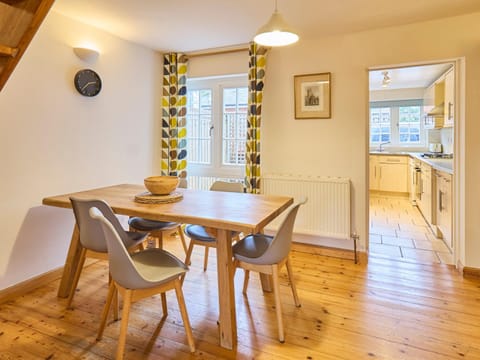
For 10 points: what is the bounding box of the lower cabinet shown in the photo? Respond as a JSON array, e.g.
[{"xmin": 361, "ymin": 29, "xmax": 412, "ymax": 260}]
[
  {"xmin": 435, "ymin": 170, "xmax": 453, "ymax": 250},
  {"xmin": 417, "ymin": 162, "xmax": 433, "ymax": 226},
  {"xmin": 370, "ymin": 155, "xmax": 408, "ymax": 193}
]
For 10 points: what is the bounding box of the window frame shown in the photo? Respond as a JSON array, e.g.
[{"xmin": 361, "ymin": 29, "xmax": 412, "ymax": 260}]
[
  {"xmin": 187, "ymin": 74, "xmax": 248, "ymax": 179},
  {"xmin": 369, "ymin": 99, "xmax": 425, "ymax": 147}
]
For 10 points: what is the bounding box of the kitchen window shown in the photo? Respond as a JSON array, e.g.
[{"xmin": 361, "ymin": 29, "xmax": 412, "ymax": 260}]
[
  {"xmin": 186, "ymin": 74, "xmax": 248, "ymax": 178},
  {"xmin": 370, "ymin": 99, "xmax": 424, "ymax": 146}
]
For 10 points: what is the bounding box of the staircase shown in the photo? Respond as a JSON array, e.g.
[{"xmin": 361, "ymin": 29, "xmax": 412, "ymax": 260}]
[{"xmin": 0, "ymin": 0, "xmax": 55, "ymax": 91}]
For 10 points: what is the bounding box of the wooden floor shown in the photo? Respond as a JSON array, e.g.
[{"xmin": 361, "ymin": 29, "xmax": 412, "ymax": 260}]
[{"xmin": 1, "ymin": 237, "xmax": 480, "ymax": 360}]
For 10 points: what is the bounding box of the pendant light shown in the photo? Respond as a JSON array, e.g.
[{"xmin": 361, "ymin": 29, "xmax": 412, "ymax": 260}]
[{"xmin": 254, "ymin": 0, "xmax": 299, "ymax": 47}]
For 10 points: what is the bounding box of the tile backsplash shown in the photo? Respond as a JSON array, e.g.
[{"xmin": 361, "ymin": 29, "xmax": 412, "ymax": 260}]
[
  {"xmin": 427, "ymin": 127, "xmax": 454, "ymax": 154},
  {"xmin": 440, "ymin": 127, "xmax": 454, "ymax": 154}
]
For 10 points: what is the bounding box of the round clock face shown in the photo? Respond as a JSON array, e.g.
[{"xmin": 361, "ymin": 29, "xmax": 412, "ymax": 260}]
[{"xmin": 74, "ymin": 69, "xmax": 102, "ymax": 97}]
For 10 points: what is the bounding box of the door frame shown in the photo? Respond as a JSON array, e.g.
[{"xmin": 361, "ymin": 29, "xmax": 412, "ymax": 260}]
[{"xmin": 366, "ymin": 57, "xmax": 465, "ymax": 267}]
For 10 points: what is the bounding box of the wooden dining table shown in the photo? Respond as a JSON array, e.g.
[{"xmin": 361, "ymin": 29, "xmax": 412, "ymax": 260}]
[{"xmin": 42, "ymin": 183, "xmax": 293, "ymax": 350}]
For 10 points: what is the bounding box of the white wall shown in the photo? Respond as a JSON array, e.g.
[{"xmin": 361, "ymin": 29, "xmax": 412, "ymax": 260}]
[
  {"xmin": 0, "ymin": 12, "xmax": 162, "ymax": 290},
  {"xmin": 2, "ymin": 11, "xmax": 480, "ymax": 291},
  {"xmin": 261, "ymin": 12, "xmax": 480, "ymax": 267}
]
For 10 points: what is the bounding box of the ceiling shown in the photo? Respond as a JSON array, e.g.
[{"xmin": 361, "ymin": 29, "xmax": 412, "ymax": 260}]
[
  {"xmin": 52, "ymin": 0, "xmax": 480, "ymax": 53},
  {"xmin": 369, "ymin": 63, "xmax": 454, "ymax": 91}
]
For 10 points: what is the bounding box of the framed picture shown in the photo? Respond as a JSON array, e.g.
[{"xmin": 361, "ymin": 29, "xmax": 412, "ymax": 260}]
[{"xmin": 294, "ymin": 72, "xmax": 331, "ymax": 119}]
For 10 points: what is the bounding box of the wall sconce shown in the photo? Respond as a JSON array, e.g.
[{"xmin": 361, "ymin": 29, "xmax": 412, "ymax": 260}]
[{"xmin": 73, "ymin": 47, "xmax": 99, "ymax": 63}]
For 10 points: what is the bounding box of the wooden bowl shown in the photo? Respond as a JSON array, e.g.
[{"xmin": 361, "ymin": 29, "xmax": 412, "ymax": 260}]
[{"xmin": 144, "ymin": 176, "xmax": 179, "ymax": 195}]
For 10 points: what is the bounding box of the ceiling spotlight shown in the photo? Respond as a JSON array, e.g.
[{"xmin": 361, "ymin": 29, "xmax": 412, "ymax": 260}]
[{"xmin": 382, "ymin": 71, "xmax": 391, "ymax": 87}]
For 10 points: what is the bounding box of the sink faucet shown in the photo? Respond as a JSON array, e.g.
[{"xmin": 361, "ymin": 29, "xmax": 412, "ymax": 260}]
[{"xmin": 378, "ymin": 141, "xmax": 391, "ymax": 152}]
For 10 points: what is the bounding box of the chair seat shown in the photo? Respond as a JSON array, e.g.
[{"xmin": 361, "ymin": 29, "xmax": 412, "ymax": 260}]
[
  {"xmin": 185, "ymin": 224, "xmax": 240, "ymax": 242},
  {"xmin": 125, "ymin": 230, "xmax": 149, "ymax": 244},
  {"xmin": 184, "ymin": 224, "xmax": 216, "ymax": 242},
  {"xmin": 128, "ymin": 217, "xmax": 179, "ymax": 232},
  {"xmin": 129, "ymin": 248, "xmax": 188, "ymax": 289},
  {"xmin": 233, "ymin": 233, "xmax": 273, "ymax": 262}
]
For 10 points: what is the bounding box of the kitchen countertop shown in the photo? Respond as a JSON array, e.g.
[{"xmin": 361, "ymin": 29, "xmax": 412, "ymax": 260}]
[{"xmin": 370, "ymin": 151, "xmax": 453, "ymax": 175}]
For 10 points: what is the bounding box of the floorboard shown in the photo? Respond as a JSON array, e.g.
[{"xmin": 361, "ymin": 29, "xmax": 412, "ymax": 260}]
[{"xmin": 1, "ymin": 236, "xmax": 479, "ymax": 359}]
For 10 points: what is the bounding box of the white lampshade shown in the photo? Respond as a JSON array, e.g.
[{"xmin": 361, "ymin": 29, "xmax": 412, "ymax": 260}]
[{"xmin": 254, "ymin": 6, "xmax": 299, "ymax": 47}]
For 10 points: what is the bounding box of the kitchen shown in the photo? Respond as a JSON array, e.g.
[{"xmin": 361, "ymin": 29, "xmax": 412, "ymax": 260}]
[{"xmin": 368, "ymin": 62, "xmax": 455, "ymax": 265}]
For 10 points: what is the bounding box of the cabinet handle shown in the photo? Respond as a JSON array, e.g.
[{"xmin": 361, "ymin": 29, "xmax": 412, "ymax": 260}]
[
  {"xmin": 439, "ymin": 190, "xmax": 444, "ymax": 211},
  {"xmin": 448, "ymin": 102, "xmax": 453, "ymax": 120}
]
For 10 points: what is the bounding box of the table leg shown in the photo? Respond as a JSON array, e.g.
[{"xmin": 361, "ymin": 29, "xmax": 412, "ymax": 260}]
[
  {"xmin": 215, "ymin": 229, "xmax": 237, "ymax": 350},
  {"xmin": 57, "ymin": 225, "xmax": 81, "ymax": 298}
]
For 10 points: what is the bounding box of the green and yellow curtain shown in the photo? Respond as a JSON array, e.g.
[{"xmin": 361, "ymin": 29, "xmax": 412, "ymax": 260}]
[
  {"xmin": 246, "ymin": 43, "xmax": 267, "ymax": 194},
  {"xmin": 161, "ymin": 53, "xmax": 188, "ymax": 178}
]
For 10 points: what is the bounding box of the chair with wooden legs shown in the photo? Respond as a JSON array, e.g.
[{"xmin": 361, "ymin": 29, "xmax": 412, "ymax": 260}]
[
  {"xmin": 128, "ymin": 178, "xmax": 188, "ymax": 254},
  {"xmin": 183, "ymin": 180, "xmax": 244, "ymax": 271},
  {"xmin": 90, "ymin": 207, "xmax": 195, "ymax": 359},
  {"xmin": 233, "ymin": 198, "xmax": 307, "ymax": 343},
  {"xmin": 67, "ymin": 198, "xmax": 148, "ymax": 311}
]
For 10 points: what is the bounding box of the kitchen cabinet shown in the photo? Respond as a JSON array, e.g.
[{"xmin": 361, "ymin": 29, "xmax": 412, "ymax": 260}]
[
  {"xmin": 369, "ymin": 155, "xmax": 379, "ymax": 191},
  {"xmin": 417, "ymin": 162, "xmax": 433, "ymax": 226},
  {"xmin": 435, "ymin": 170, "xmax": 453, "ymax": 250},
  {"xmin": 443, "ymin": 69, "xmax": 454, "ymax": 127},
  {"xmin": 423, "ymin": 81, "xmax": 445, "ymax": 129},
  {"xmin": 369, "ymin": 155, "xmax": 408, "ymax": 193},
  {"xmin": 409, "ymin": 157, "xmax": 421, "ymax": 205}
]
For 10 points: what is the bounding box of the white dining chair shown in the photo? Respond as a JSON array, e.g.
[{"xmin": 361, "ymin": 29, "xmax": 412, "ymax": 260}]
[
  {"xmin": 90, "ymin": 207, "xmax": 195, "ymax": 359},
  {"xmin": 233, "ymin": 198, "xmax": 307, "ymax": 343},
  {"xmin": 183, "ymin": 180, "xmax": 244, "ymax": 271},
  {"xmin": 67, "ymin": 197, "xmax": 147, "ymax": 312}
]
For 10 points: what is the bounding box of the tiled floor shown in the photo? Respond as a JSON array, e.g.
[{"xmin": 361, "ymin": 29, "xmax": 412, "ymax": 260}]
[{"xmin": 369, "ymin": 194, "xmax": 453, "ymax": 265}]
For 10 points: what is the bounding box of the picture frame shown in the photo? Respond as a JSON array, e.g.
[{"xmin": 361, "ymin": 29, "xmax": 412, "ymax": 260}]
[{"xmin": 294, "ymin": 72, "xmax": 331, "ymax": 119}]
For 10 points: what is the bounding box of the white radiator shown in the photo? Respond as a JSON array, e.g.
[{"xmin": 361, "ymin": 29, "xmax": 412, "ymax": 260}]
[{"xmin": 262, "ymin": 174, "xmax": 351, "ymax": 241}]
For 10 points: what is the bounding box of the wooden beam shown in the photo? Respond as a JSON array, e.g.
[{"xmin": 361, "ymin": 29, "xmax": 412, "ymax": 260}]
[
  {"xmin": 0, "ymin": 0, "xmax": 56, "ymax": 91},
  {"xmin": 0, "ymin": 44, "xmax": 19, "ymax": 57},
  {"xmin": 0, "ymin": 0, "xmax": 26, "ymax": 5}
]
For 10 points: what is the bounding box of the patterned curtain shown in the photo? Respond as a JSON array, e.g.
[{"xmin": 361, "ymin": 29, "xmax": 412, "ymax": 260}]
[
  {"xmin": 161, "ymin": 53, "xmax": 188, "ymax": 178},
  {"xmin": 246, "ymin": 42, "xmax": 267, "ymax": 194}
]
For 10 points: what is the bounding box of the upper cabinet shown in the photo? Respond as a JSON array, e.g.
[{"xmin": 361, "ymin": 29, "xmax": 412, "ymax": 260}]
[
  {"xmin": 0, "ymin": 0, "xmax": 55, "ymax": 92},
  {"xmin": 423, "ymin": 80, "xmax": 445, "ymax": 129},
  {"xmin": 443, "ymin": 69, "xmax": 455, "ymax": 128},
  {"xmin": 423, "ymin": 66, "xmax": 455, "ymax": 129}
]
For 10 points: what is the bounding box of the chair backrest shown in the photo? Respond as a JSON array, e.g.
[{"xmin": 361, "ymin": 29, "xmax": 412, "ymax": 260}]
[
  {"xmin": 257, "ymin": 198, "xmax": 307, "ymax": 264},
  {"xmin": 210, "ymin": 180, "xmax": 244, "ymax": 193},
  {"xmin": 89, "ymin": 207, "xmax": 152, "ymax": 289},
  {"xmin": 178, "ymin": 178, "xmax": 187, "ymax": 189},
  {"xmin": 70, "ymin": 197, "xmax": 130, "ymax": 253}
]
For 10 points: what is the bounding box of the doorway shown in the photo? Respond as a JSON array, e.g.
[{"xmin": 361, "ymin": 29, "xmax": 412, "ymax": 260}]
[{"xmin": 367, "ymin": 62, "xmax": 456, "ymax": 265}]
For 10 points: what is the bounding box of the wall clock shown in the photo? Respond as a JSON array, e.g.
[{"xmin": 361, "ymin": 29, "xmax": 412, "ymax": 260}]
[{"xmin": 74, "ymin": 69, "xmax": 102, "ymax": 97}]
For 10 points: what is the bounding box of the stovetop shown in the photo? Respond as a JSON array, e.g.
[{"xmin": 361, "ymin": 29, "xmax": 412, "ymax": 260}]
[{"xmin": 421, "ymin": 152, "xmax": 453, "ymax": 159}]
